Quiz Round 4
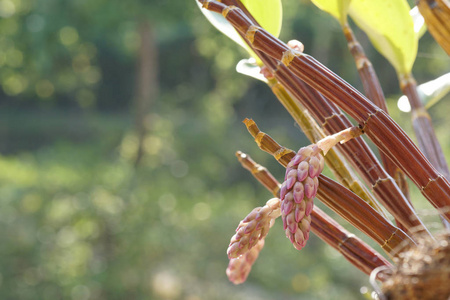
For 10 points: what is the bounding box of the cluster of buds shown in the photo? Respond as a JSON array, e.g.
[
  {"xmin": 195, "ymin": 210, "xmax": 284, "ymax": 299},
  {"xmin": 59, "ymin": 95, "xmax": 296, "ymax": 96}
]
[
  {"xmin": 280, "ymin": 144, "xmax": 324, "ymax": 250},
  {"xmin": 227, "ymin": 198, "xmax": 280, "ymax": 258},
  {"xmin": 226, "ymin": 240, "xmax": 265, "ymax": 284},
  {"xmin": 226, "ymin": 198, "xmax": 280, "ymax": 284}
]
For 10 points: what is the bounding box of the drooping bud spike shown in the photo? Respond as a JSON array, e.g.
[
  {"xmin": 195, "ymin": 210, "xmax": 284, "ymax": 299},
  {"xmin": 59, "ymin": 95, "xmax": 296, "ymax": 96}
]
[
  {"xmin": 280, "ymin": 143, "xmax": 323, "ymax": 251},
  {"xmin": 227, "ymin": 198, "xmax": 280, "ymax": 260}
]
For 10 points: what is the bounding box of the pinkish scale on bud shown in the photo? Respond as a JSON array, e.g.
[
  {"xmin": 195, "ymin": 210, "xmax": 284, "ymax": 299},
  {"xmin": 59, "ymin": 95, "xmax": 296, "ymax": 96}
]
[{"xmin": 280, "ymin": 144, "xmax": 324, "ymax": 250}]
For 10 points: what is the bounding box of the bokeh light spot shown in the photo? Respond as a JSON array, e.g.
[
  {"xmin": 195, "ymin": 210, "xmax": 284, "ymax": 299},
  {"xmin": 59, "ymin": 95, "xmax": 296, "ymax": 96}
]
[
  {"xmin": 3, "ymin": 74, "xmax": 27, "ymax": 95},
  {"xmin": 158, "ymin": 193, "xmax": 177, "ymax": 212},
  {"xmin": 192, "ymin": 202, "xmax": 211, "ymax": 221},
  {"xmin": 151, "ymin": 271, "xmax": 182, "ymax": 299},
  {"xmin": 170, "ymin": 160, "xmax": 189, "ymax": 178},
  {"xmin": 35, "ymin": 80, "xmax": 55, "ymax": 99},
  {"xmin": 291, "ymin": 273, "xmax": 311, "ymax": 292},
  {"xmin": 59, "ymin": 26, "xmax": 79, "ymax": 46},
  {"xmin": 71, "ymin": 285, "xmax": 90, "ymax": 300},
  {"xmin": 0, "ymin": 0, "xmax": 15, "ymax": 18},
  {"xmin": 26, "ymin": 14, "xmax": 45, "ymax": 32}
]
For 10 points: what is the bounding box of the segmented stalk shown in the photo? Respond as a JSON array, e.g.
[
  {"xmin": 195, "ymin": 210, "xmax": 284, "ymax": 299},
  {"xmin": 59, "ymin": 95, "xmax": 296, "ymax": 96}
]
[
  {"xmin": 199, "ymin": 0, "xmax": 450, "ymax": 225},
  {"xmin": 216, "ymin": 0, "xmax": 425, "ymax": 236}
]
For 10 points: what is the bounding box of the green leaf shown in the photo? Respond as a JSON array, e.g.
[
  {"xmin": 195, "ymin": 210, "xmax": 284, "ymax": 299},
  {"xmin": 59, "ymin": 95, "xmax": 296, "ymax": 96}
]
[
  {"xmin": 311, "ymin": 0, "xmax": 352, "ymax": 26},
  {"xmin": 240, "ymin": 0, "xmax": 283, "ymax": 38},
  {"xmin": 196, "ymin": 0, "xmax": 282, "ymax": 65},
  {"xmin": 348, "ymin": 0, "xmax": 417, "ymax": 75}
]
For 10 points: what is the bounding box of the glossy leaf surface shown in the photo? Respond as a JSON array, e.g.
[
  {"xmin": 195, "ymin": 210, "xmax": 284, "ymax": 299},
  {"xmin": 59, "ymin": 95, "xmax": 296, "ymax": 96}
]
[{"xmin": 348, "ymin": 0, "xmax": 417, "ymax": 75}]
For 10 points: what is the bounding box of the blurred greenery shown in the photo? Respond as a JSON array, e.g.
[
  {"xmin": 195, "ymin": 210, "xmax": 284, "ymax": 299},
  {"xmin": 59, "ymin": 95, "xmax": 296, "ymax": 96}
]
[{"xmin": 0, "ymin": 0, "xmax": 449, "ymax": 299}]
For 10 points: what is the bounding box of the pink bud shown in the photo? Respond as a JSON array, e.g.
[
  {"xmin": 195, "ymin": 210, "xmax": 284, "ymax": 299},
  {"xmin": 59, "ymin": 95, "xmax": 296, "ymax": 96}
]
[
  {"xmin": 286, "ymin": 213, "xmax": 297, "ymax": 234},
  {"xmin": 297, "ymin": 146, "xmax": 313, "ymax": 160},
  {"xmin": 304, "ymin": 177, "xmax": 315, "ymax": 199},
  {"xmin": 280, "ymin": 183, "xmax": 287, "ymax": 200},
  {"xmin": 295, "ymin": 205, "xmax": 305, "ymax": 223},
  {"xmin": 287, "ymin": 154, "xmax": 302, "ymax": 168},
  {"xmin": 297, "ymin": 161, "xmax": 309, "ymax": 181},
  {"xmin": 286, "ymin": 169, "xmax": 297, "ymax": 189},
  {"xmin": 293, "ymin": 181, "xmax": 304, "ymax": 203},
  {"xmin": 309, "ymin": 156, "xmax": 321, "ymax": 178},
  {"xmin": 244, "ymin": 221, "xmax": 257, "ymax": 234},
  {"xmin": 283, "ymin": 198, "xmax": 294, "ymax": 215}
]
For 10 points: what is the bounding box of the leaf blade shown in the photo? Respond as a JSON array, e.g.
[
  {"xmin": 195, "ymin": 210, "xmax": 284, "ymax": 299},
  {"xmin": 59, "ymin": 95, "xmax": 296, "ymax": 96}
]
[{"xmin": 348, "ymin": 0, "xmax": 417, "ymax": 75}]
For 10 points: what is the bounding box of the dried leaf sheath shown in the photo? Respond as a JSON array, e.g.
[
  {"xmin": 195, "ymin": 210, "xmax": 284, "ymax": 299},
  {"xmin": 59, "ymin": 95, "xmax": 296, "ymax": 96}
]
[
  {"xmin": 243, "ymin": 119, "xmax": 414, "ymax": 256},
  {"xmin": 236, "ymin": 151, "xmax": 393, "ymax": 279},
  {"xmin": 198, "ymin": 0, "xmax": 450, "ymax": 223}
]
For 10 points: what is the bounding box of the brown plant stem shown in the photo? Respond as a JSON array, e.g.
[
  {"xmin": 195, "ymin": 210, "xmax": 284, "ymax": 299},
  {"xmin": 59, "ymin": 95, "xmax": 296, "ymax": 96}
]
[
  {"xmin": 342, "ymin": 23, "xmax": 410, "ymax": 203},
  {"xmin": 236, "ymin": 151, "xmax": 393, "ymax": 279},
  {"xmin": 400, "ymin": 73, "xmax": 450, "ymax": 229},
  {"xmin": 268, "ymin": 63, "xmax": 427, "ymax": 236},
  {"xmin": 243, "ymin": 118, "xmax": 415, "ymax": 257},
  {"xmin": 217, "ymin": 0, "xmax": 423, "ymax": 236},
  {"xmin": 198, "ymin": 0, "xmax": 450, "ymax": 224}
]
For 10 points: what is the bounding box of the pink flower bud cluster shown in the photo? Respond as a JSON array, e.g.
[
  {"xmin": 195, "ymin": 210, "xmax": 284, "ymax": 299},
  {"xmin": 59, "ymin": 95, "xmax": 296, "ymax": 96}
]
[
  {"xmin": 226, "ymin": 240, "xmax": 265, "ymax": 284},
  {"xmin": 280, "ymin": 144, "xmax": 324, "ymax": 250},
  {"xmin": 227, "ymin": 198, "xmax": 280, "ymax": 259}
]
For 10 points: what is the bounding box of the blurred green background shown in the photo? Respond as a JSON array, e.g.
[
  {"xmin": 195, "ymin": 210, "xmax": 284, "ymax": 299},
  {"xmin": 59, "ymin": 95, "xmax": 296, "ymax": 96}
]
[{"xmin": 0, "ymin": 0, "xmax": 449, "ymax": 299}]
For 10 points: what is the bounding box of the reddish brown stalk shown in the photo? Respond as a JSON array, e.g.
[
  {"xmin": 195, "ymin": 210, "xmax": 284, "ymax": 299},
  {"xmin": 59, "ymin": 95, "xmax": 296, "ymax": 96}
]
[
  {"xmin": 236, "ymin": 151, "xmax": 393, "ymax": 279},
  {"xmin": 270, "ymin": 64, "xmax": 427, "ymax": 236},
  {"xmin": 199, "ymin": 0, "xmax": 450, "ymax": 223},
  {"xmin": 400, "ymin": 74, "xmax": 450, "ymax": 181},
  {"xmin": 400, "ymin": 73, "xmax": 450, "ymax": 229},
  {"xmin": 342, "ymin": 23, "xmax": 410, "ymax": 203},
  {"xmin": 216, "ymin": 0, "xmax": 423, "ymax": 235},
  {"xmin": 243, "ymin": 118, "xmax": 415, "ymax": 256}
]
